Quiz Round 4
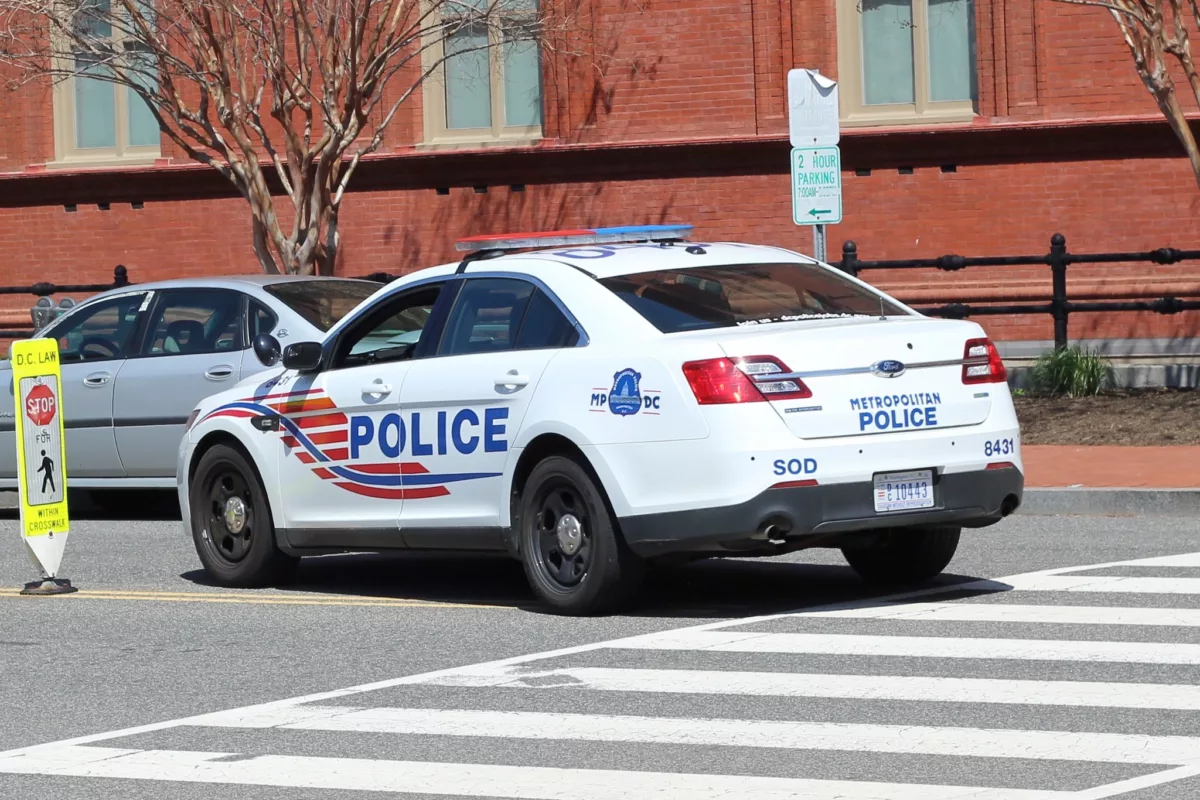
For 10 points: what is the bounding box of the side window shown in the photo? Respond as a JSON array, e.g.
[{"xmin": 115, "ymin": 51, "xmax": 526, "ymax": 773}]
[
  {"xmin": 142, "ymin": 290, "xmax": 244, "ymax": 357},
  {"xmin": 439, "ymin": 278, "xmax": 534, "ymax": 356},
  {"xmin": 53, "ymin": 292, "xmax": 148, "ymax": 363},
  {"xmin": 513, "ymin": 288, "xmax": 579, "ymax": 350},
  {"xmin": 333, "ymin": 284, "xmax": 442, "ymax": 369},
  {"xmin": 249, "ymin": 301, "xmax": 278, "ymax": 338}
]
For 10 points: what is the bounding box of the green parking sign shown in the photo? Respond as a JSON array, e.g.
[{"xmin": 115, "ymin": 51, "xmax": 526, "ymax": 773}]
[{"xmin": 792, "ymin": 146, "xmax": 842, "ymax": 226}]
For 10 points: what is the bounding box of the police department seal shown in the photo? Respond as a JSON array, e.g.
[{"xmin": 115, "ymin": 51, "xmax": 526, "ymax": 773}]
[{"xmin": 608, "ymin": 368, "xmax": 642, "ymax": 416}]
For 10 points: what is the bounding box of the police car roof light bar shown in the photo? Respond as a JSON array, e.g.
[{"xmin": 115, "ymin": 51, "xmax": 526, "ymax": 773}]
[{"xmin": 454, "ymin": 224, "xmax": 694, "ymax": 253}]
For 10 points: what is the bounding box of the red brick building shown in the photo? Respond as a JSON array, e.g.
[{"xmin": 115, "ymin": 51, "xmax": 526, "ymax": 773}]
[{"xmin": 2, "ymin": 0, "xmax": 1199, "ymax": 345}]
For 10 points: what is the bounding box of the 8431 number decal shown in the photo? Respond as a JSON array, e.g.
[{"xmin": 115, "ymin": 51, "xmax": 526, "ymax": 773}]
[{"xmin": 984, "ymin": 438, "xmax": 1016, "ymax": 457}]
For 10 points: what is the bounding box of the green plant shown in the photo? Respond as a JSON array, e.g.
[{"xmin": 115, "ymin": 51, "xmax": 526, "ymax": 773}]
[{"xmin": 1029, "ymin": 346, "xmax": 1110, "ymax": 397}]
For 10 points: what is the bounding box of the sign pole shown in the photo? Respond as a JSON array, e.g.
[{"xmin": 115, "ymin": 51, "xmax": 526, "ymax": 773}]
[
  {"xmin": 788, "ymin": 68, "xmax": 841, "ymax": 254},
  {"xmin": 10, "ymin": 338, "xmax": 77, "ymax": 596}
]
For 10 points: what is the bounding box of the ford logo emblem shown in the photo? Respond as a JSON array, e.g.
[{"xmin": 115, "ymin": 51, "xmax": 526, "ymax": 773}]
[{"xmin": 871, "ymin": 359, "xmax": 906, "ymax": 378}]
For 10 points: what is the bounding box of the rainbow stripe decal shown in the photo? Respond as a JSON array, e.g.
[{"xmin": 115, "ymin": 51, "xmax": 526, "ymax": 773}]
[{"xmin": 202, "ymin": 387, "xmax": 503, "ymax": 500}]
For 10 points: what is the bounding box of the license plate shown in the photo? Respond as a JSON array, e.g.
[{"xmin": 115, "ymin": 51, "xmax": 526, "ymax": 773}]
[{"xmin": 873, "ymin": 470, "xmax": 935, "ymax": 513}]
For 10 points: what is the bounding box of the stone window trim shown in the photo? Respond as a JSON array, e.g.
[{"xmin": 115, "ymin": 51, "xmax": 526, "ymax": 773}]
[
  {"xmin": 835, "ymin": 0, "xmax": 979, "ymax": 128},
  {"xmin": 420, "ymin": 1, "xmax": 544, "ymax": 149},
  {"xmin": 50, "ymin": 7, "xmax": 162, "ymax": 167}
]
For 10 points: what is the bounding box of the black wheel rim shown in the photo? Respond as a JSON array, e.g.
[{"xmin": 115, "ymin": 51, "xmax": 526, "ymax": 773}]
[
  {"xmin": 532, "ymin": 479, "xmax": 592, "ymax": 589},
  {"xmin": 202, "ymin": 464, "xmax": 255, "ymax": 565}
]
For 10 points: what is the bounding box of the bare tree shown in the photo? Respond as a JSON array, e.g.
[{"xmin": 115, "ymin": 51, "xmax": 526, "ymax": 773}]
[
  {"xmin": 0, "ymin": 0, "xmax": 575, "ymax": 274},
  {"xmin": 1053, "ymin": 0, "xmax": 1200, "ymax": 189}
]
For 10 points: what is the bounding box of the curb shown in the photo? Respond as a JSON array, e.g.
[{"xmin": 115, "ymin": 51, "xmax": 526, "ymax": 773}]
[{"xmin": 1020, "ymin": 487, "xmax": 1200, "ymax": 516}]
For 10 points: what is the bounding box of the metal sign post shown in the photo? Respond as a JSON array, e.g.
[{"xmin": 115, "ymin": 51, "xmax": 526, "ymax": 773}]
[
  {"xmin": 787, "ymin": 68, "xmax": 841, "ymax": 263},
  {"xmin": 10, "ymin": 338, "xmax": 76, "ymax": 595}
]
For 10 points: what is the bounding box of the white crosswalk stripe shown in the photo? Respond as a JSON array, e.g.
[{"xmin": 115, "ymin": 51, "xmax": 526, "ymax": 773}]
[
  {"xmin": 4, "ymin": 550, "xmax": 1200, "ymax": 799},
  {"xmin": 614, "ymin": 629, "xmax": 1200, "ymax": 663},
  {"xmin": 190, "ymin": 705, "xmax": 1200, "ymax": 765}
]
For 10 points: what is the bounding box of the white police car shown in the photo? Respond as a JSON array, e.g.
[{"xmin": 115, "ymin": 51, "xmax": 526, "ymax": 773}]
[{"xmin": 178, "ymin": 225, "xmax": 1023, "ymax": 614}]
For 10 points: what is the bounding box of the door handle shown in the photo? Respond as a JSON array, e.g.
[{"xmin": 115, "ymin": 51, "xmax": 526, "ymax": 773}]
[
  {"xmin": 205, "ymin": 365, "xmax": 235, "ymax": 381},
  {"xmin": 495, "ymin": 371, "xmax": 530, "ymax": 388},
  {"xmin": 362, "ymin": 383, "xmax": 393, "ymax": 396},
  {"xmin": 83, "ymin": 372, "xmax": 110, "ymax": 387}
]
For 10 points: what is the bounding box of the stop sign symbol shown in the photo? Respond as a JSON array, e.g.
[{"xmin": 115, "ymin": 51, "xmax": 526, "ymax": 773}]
[{"xmin": 26, "ymin": 383, "xmax": 56, "ymax": 427}]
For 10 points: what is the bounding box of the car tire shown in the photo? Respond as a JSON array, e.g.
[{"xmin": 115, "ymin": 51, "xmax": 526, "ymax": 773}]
[
  {"xmin": 517, "ymin": 455, "xmax": 645, "ymax": 615},
  {"xmin": 841, "ymin": 526, "xmax": 961, "ymax": 585},
  {"xmin": 190, "ymin": 443, "xmax": 297, "ymax": 587}
]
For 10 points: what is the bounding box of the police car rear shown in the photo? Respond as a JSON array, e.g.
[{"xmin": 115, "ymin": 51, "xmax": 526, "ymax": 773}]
[{"xmin": 594, "ymin": 253, "xmax": 1022, "ymax": 583}]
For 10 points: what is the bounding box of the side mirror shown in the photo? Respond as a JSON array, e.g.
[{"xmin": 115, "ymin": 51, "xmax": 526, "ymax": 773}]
[
  {"xmin": 281, "ymin": 341, "xmax": 323, "ymax": 373},
  {"xmin": 252, "ymin": 333, "xmax": 282, "ymax": 367}
]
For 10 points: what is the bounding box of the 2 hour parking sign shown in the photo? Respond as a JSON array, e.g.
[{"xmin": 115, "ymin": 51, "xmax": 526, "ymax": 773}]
[{"xmin": 10, "ymin": 338, "xmax": 71, "ymax": 577}]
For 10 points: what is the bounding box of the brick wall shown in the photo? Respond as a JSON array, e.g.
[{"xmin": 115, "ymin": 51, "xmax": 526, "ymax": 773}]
[{"xmin": 1, "ymin": 0, "xmax": 1199, "ymax": 344}]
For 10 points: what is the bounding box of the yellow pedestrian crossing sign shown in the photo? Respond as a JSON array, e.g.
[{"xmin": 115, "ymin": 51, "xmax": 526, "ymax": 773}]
[{"xmin": 10, "ymin": 337, "xmax": 74, "ymax": 590}]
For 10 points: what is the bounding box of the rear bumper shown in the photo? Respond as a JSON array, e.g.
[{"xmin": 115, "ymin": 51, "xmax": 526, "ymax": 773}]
[{"xmin": 617, "ymin": 466, "xmax": 1023, "ymax": 557}]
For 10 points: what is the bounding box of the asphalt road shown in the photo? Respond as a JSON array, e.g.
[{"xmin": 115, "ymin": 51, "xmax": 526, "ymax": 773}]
[{"xmin": 1, "ymin": 494, "xmax": 1199, "ymax": 799}]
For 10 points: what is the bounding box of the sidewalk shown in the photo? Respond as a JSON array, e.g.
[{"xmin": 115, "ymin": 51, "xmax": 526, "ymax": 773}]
[
  {"xmin": 1021, "ymin": 445, "xmax": 1200, "ymax": 515},
  {"xmin": 1024, "ymin": 445, "xmax": 1200, "ymax": 488}
]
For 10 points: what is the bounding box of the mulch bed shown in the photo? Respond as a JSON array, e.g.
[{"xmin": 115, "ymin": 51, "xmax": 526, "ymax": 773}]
[{"xmin": 1013, "ymin": 389, "xmax": 1200, "ymax": 446}]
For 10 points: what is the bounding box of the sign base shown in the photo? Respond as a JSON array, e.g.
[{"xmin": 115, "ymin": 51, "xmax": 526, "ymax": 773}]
[{"xmin": 20, "ymin": 577, "xmax": 78, "ymax": 596}]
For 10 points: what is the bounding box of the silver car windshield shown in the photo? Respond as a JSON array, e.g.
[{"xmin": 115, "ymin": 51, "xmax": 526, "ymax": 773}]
[{"xmin": 263, "ymin": 280, "xmax": 379, "ymax": 333}]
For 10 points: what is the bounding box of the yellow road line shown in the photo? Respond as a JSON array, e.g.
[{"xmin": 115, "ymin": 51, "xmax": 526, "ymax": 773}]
[{"xmin": 0, "ymin": 588, "xmax": 503, "ymax": 609}]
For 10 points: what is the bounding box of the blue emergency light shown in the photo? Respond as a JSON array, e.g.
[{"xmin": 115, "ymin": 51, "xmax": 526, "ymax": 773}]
[{"xmin": 455, "ymin": 224, "xmax": 694, "ymax": 252}]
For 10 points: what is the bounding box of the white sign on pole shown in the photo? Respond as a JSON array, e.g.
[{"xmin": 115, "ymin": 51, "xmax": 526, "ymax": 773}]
[
  {"xmin": 791, "ymin": 146, "xmax": 843, "ymax": 226},
  {"xmin": 788, "ymin": 69, "xmax": 839, "ymax": 147}
]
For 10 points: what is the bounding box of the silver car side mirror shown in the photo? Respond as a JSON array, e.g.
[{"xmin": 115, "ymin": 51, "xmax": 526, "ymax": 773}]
[{"xmin": 253, "ymin": 333, "xmax": 282, "ymax": 367}]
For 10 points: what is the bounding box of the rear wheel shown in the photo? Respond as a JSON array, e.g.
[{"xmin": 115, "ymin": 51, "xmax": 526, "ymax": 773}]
[
  {"xmin": 190, "ymin": 444, "xmax": 296, "ymax": 587},
  {"xmin": 517, "ymin": 456, "xmax": 644, "ymax": 615},
  {"xmin": 841, "ymin": 526, "xmax": 961, "ymax": 585}
]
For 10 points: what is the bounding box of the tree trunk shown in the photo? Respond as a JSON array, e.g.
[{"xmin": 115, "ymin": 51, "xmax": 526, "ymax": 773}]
[
  {"xmin": 1160, "ymin": 88, "xmax": 1200, "ymax": 191},
  {"xmin": 251, "ymin": 216, "xmax": 282, "ymax": 274}
]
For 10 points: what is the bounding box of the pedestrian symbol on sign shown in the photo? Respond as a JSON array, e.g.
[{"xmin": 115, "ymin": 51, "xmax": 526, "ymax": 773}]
[{"xmin": 38, "ymin": 450, "xmax": 56, "ymax": 494}]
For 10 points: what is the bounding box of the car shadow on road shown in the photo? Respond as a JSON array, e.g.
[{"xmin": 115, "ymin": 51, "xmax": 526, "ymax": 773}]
[{"xmin": 179, "ymin": 551, "xmax": 1011, "ymax": 619}]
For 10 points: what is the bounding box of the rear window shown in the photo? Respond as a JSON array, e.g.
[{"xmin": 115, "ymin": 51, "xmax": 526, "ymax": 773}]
[
  {"xmin": 263, "ymin": 280, "xmax": 379, "ymax": 332},
  {"xmin": 600, "ymin": 263, "xmax": 907, "ymax": 333}
]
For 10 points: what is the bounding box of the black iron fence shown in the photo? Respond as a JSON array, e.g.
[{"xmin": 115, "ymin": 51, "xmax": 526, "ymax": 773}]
[
  {"xmin": 5, "ymin": 238, "xmax": 1199, "ymax": 350},
  {"xmin": 0, "ymin": 265, "xmax": 130, "ymax": 340},
  {"xmin": 835, "ymin": 233, "xmax": 1200, "ymax": 349}
]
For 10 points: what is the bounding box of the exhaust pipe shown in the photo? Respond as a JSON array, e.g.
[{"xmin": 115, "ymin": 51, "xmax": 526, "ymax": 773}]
[
  {"xmin": 756, "ymin": 516, "xmax": 793, "ymax": 543},
  {"xmin": 1000, "ymin": 495, "xmax": 1020, "ymax": 517}
]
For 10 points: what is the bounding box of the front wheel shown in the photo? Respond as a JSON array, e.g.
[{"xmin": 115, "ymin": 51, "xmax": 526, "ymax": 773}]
[
  {"xmin": 190, "ymin": 444, "xmax": 297, "ymax": 587},
  {"xmin": 517, "ymin": 455, "xmax": 644, "ymax": 615},
  {"xmin": 841, "ymin": 526, "xmax": 961, "ymax": 585}
]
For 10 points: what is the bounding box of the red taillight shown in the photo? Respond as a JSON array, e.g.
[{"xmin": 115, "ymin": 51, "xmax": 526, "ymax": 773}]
[
  {"xmin": 986, "ymin": 461, "xmax": 1017, "ymax": 470},
  {"xmin": 962, "ymin": 338, "xmax": 1007, "ymax": 384},
  {"xmin": 682, "ymin": 355, "xmax": 812, "ymax": 405},
  {"xmin": 682, "ymin": 358, "xmax": 766, "ymax": 404}
]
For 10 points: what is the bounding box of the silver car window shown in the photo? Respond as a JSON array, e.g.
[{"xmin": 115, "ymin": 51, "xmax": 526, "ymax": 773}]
[
  {"xmin": 52, "ymin": 293, "xmax": 147, "ymax": 363},
  {"xmin": 141, "ymin": 290, "xmax": 244, "ymax": 356}
]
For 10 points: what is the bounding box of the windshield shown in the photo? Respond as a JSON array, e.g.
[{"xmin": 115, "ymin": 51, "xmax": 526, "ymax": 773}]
[
  {"xmin": 263, "ymin": 280, "xmax": 379, "ymax": 332},
  {"xmin": 599, "ymin": 262, "xmax": 907, "ymax": 334}
]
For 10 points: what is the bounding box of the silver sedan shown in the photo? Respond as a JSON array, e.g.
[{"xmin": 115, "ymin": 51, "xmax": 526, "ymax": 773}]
[{"xmin": 1, "ymin": 275, "xmax": 381, "ymax": 497}]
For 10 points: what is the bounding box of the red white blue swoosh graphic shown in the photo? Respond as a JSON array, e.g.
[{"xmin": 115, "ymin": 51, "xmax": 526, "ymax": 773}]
[{"xmin": 202, "ymin": 387, "xmax": 500, "ymax": 500}]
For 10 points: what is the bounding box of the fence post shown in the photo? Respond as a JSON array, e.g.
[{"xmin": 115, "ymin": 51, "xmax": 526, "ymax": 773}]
[
  {"xmin": 1048, "ymin": 233, "xmax": 1069, "ymax": 350},
  {"xmin": 839, "ymin": 241, "xmax": 859, "ymax": 278},
  {"xmin": 113, "ymin": 264, "xmax": 129, "ymax": 287}
]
